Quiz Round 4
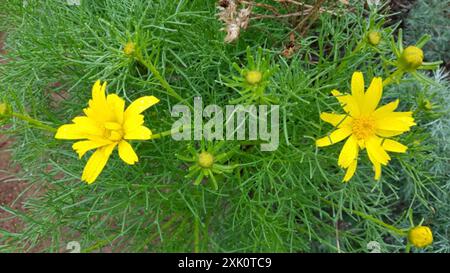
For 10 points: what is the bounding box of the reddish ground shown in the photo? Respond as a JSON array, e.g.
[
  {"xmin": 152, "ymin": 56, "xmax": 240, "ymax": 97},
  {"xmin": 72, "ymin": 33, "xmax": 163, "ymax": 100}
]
[
  {"xmin": 0, "ymin": 31, "xmax": 30, "ymax": 243},
  {"xmin": 0, "ymin": 137, "xmax": 28, "ymax": 234}
]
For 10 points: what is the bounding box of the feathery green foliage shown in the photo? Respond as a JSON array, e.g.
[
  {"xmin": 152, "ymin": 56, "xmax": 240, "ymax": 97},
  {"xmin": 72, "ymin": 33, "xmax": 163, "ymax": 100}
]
[{"xmin": 0, "ymin": 0, "xmax": 448, "ymax": 252}]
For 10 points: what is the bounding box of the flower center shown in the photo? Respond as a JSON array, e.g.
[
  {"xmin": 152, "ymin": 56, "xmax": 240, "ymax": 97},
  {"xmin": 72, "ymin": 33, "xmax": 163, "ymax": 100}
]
[
  {"xmin": 104, "ymin": 122, "xmax": 124, "ymax": 142},
  {"xmin": 123, "ymin": 42, "xmax": 136, "ymax": 56},
  {"xmin": 245, "ymin": 70, "xmax": 262, "ymax": 85},
  {"xmin": 352, "ymin": 116, "xmax": 376, "ymax": 140},
  {"xmin": 198, "ymin": 152, "xmax": 214, "ymax": 169}
]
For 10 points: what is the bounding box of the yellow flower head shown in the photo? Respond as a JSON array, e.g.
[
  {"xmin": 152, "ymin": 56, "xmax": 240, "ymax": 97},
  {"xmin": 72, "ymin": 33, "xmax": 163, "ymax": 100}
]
[
  {"xmin": 198, "ymin": 151, "xmax": 214, "ymax": 169},
  {"xmin": 399, "ymin": 46, "xmax": 424, "ymax": 71},
  {"xmin": 367, "ymin": 31, "xmax": 381, "ymax": 46},
  {"xmin": 123, "ymin": 42, "xmax": 136, "ymax": 56},
  {"xmin": 316, "ymin": 72, "xmax": 416, "ymax": 182},
  {"xmin": 55, "ymin": 80, "xmax": 159, "ymax": 184},
  {"xmin": 245, "ymin": 70, "xmax": 263, "ymax": 85},
  {"xmin": 408, "ymin": 226, "xmax": 433, "ymax": 248}
]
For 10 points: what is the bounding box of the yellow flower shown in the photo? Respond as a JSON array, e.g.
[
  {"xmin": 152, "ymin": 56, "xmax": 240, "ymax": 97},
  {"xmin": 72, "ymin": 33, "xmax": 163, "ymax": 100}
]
[
  {"xmin": 408, "ymin": 226, "xmax": 433, "ymax": 248},
  {"xmin": 55, "ymin": 80, "xmax": 159, "ymax": 184},
  {"xmin": 316, "ymin": 72, "xmax": 416, "ymax": 182}
]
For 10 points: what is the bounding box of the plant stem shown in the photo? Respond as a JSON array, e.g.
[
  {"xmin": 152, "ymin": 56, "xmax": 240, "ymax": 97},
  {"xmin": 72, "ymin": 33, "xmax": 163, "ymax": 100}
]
[
  {"xmin": 383, "ymin": 69, "xmax": 404, "ymax": 87},
  {"xmin": 150, "ymin": 129, "xmax": 175, "ymax": 140},
  {"xmin": 351, "ymin": 210, "xmax": 407, "ymax": 236},
  {"xmin": 405, "ymin": 243, "xmax": 411, "ymax": 253},
  {"xmin": 321, "ymin": 198, "xmax": 407, "ymax": 236},
  {"xmin": 335, "ymin": 40, "xmax": 364, "ymax": 71},
  {"xmin": 194, "ymin": 216, "xmax": 200, "ymax": 253},
  {"xmin": 150, "ymin": 125, "xmax": 187, "ymax": 140},
  {"xmin": 135, "ymin": 53, "xmax": 190, "ymax": 108},
  {"xmin": 11, "ymin": 112, "xmax": 57, "ymax": 133}
]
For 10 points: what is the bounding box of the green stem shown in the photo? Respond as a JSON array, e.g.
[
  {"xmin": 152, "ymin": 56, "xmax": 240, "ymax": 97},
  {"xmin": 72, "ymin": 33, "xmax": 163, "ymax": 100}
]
[
  {"xmin": 11, "ymin": 112, "xmax": 57, "ymax": 133},
  {"xmin": 321, "ymin": 198, "xmax": 407, "ymax": 236},
  {"xmin": 383, "ymin": 69, "xmax": 404, "ymax": 87},
  {"xmin": 405, "ymin": 243, "xmax": 411, "ymax": 253},
  {"xmin": 135, "ymin": 53, "xmax": 190, "ymax": 108},
  {"xmin": 150, "ymin": 129, "xmax": 174, "ymax": 140},
  {"xmin": 194, "ymin": 216, "xmax": 200, "ymax": 253},
  {"xmin": 336, "ymin": 40, "xmax": 364, "ymax": 71},
  {"xmin": 150, "ymin": 125, "xmax": 187, "ymax": 140},
  {"xmin": 351, "ymin": 210, "xmax": 407, "ymax": 236}
]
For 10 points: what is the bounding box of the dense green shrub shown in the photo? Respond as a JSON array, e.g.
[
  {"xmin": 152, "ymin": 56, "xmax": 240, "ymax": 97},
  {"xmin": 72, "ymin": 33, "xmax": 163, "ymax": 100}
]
[{"xmin": 0, "ymin": 0, "xmax": 448, "ymax": 252}]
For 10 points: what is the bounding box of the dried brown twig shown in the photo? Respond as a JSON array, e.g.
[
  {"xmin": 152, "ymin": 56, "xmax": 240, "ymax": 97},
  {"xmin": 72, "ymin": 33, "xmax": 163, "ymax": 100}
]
[
  {"xmin": 217, "ymin": 0, "xmax": 252, "ymax": 43},
  {"xmin": 216, "ymin": 0, "xmax": 345, "ymax": 48}
]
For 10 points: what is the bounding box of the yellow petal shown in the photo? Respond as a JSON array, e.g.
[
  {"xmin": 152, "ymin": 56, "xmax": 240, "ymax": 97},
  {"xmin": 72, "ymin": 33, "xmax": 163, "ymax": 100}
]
[
  {"xmin": 373, "ymin": 161, "xmax": 382, "ymax": 180},
  {"xmin": 106, "ymin": 94, "xmax": 125, "ymax": 124},
  {"xmin": 84, "ymin": 103, "xmax": 113, "ymax": 123},
  {"xmin": 86, "ymin": 81, "xmax": 115, "ymax": 122},
  {"xmin": 376, "ymin": 129, "xmax": 405, "ymax": 138},
  {"xmin": 366, "ymin": 136, "xmax": 390, "ymax": 166},
  {"xmin": 124, "ymin": 96, "xmax": 159, "ymax": 119},
  {"xmin": 55, "ymin": 124, "xmax": 86, "ymax": 140},
  {"xmin": 357, "ymin": 139, "xmax": 366, "ymax": 149},
  {"xmin": 316, "ymin": 126, "xmax": 352, "ymax": 147},
  {"xmin": 351, "ymin": 71, "xmax": 365, "ymax": 105},
  {"xmin": 92, "ymin": 80, "xmax": 107, "ymax": 104},
  {"xmin": 382, "ymin": 139, "xmax": 408, "ymax": 153},
  {"xmin": 91, "ymin": 80, "xmax": 102, "ymax": 98},
  {"xmin": 320, "ymin": 112, "xmax": 351, "ymax": 127},
  {"xmin": 81, "ymin": 143, "xmax": 116, "ymax": 184},
  {"xmin": 118, "ymin": 140, "xmax": 139, "ymax": 165},
  {"xmin": 123, "ymin": 114, "xmax": 145, "ymax": 132},
  {"xmin": 124, "ymin": 126, "xmax": 152, "ymax": 140},
  {"xmin": 376, "ymin": 115, "xmax": 416, "ymax": 132},
  {"xmin": 72, "ymin": 140, "xmax": 112, "ymax": 158},
  {"xmin": 338, "ymin": 135, "xmax": 359, "ymax": 168},
  {"xmin": 362, "ymin": 77, "xmax": 382, "ymax": 115},
  {"xmin": 343, "ymin": 159, "xmax": 358, "ymax": 182},
  {"xmin": 104, "ymin": 122, "xmax": 122, "ymax": 130},
  {"xmin": 380, "ymin": 111, "xmax": 414, "ymax": 119},
  {"xmin": 331, "ymin": 90, "xmax": 360, "ymax": 117},
  {"xmin": 72, "ymin": 116, "xmax": 103, "ymax": 136},
  {"xmin": 373, "ymin": 100, "xmax": 399, "ymax": 119}
]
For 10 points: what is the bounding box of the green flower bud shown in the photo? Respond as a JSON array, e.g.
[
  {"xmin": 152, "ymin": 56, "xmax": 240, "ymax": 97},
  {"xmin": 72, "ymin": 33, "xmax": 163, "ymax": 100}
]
[
  {"xmin": 0, "ymin": 102, "xmax": 11, "ymax": 119},
  {"xmin": 123, "ymin": 42, "xmax": 136, "ymax": 56},
  {"xmin": 198, "ymin": 151, "xmax": 214, "ymax": 169},
  {"xmin": 245, "ymin": 70, "xmax": 262, "ymax": 85},
  {"xmin": 367, "ymin": 31, "xmax": 381, "ymax": 46},
  {"xmin": 424, "ymin": 99, "xmax": 433, "ymax": 110},
  {"xmin": 399, "ymin": 46, "xmax": 424, "ymax": 71}
]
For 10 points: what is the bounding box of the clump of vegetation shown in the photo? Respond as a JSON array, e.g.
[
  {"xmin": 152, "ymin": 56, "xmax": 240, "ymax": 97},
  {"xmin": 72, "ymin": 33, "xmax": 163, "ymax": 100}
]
[{"xmin": 0, "ymin": 0, "xmax": 448, "ymax": 253}]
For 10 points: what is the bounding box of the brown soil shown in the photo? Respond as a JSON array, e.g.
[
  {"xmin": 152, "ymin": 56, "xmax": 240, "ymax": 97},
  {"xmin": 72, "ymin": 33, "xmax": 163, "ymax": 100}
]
[
  {"xmin": 0, "ymin": 137, "xmax": 29, "ymax": 235},
  {"xmin": 0, "ymin": 32, "xmax": 29, "ymax": 246}
]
